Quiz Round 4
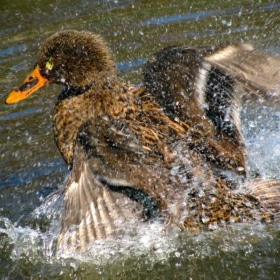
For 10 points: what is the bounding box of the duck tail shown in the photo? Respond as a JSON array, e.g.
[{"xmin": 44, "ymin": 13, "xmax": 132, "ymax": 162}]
[{"xmin": 242, "ymin": 178, "xmax": 280, "ymax": 213}]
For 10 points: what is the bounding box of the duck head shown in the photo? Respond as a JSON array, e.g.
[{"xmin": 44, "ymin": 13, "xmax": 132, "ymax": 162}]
[{"xmin": 6, "ymin": 30, "xmax": 117, "ymax": 104}]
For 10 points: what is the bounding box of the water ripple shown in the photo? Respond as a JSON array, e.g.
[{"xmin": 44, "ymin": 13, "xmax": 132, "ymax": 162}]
[
  {"xmin": 0, "ymin": 44, "xmax": 27, "ymax": 58},
  {"xmin": 142, "ymin": 3, "xmax": 280, "ymax": 26},
  {"xmin": 0, "ymin": 108, "xmax": 41, "ymax": 121}
]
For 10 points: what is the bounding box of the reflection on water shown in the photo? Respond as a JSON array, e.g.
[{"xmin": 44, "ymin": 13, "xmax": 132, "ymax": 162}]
[{"xmin": 1, "ymin": 0, "xmax": 280, "ymax": 278}]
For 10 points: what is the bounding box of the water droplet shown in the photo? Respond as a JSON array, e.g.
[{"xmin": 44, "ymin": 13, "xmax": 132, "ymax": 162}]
[
  {"xmin": 175, "ymin": 251, "xmax": 180, "ymax": 257},
  {"xmin": 248, "ymin": 121, "xmax": 256, "ymax": 128}
]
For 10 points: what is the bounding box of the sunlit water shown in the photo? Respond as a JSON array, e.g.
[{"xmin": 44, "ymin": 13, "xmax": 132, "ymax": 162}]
[{"xmin": 1, "ymin": 0, "xmax": 280, "ymax": 278}]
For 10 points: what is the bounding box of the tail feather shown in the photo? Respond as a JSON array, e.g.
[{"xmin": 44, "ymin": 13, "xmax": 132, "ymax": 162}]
[{"xmin": 242, "ymin": 178, "xmax": 280, "ymax": 213}]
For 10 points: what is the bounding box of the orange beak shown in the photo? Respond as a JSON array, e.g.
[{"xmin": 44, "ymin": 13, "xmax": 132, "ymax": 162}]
[{"xmin": 6, "ymin": 65, "xmax": 49, "ymax": 104}]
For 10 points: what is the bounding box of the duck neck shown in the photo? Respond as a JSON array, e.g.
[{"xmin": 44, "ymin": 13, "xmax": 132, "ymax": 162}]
[{"xmin": 55, "ymin": 85, "xmax": 89, "ymax": 104}]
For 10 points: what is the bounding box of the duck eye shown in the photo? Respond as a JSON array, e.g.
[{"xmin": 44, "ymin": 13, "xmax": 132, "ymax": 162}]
[
  {"xmin": 45, "ymin": 57, "xmax": 54, "ymax": 71},
  {"xmin": 54, "ymin": 54, "xmax": 60, "ymax": 60}
]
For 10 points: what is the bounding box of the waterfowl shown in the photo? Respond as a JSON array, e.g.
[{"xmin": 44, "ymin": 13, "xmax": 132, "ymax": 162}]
[{"xmin": 6, "ymin": 30, "xmax": 280, "ymax": 252}]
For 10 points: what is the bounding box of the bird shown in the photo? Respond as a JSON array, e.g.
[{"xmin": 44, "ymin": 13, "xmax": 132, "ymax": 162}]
[{"xmin": 6, "ymin": 30, "xmax": 280, "ymax": 252}]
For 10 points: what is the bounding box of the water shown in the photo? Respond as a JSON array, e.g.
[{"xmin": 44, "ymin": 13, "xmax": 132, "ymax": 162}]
[{"xmin": 1, "ymin": 0, "xmax": 280, "ymax": 278}]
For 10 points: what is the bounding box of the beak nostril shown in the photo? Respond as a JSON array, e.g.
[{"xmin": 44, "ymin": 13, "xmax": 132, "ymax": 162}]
[{"xmin": 28, "ymin": 76, "xmax": 33, "ymax": 81}]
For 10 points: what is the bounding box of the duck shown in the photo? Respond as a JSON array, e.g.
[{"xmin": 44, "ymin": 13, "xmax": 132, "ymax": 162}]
[{"xmin": 6, "ymin": 30, "xmax": 280, "ymax": 252}]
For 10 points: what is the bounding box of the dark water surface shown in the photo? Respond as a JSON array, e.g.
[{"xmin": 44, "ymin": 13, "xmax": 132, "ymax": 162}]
[{"xmin": 1, "ymin": 0, "xmax": 280, "ymax": 279}]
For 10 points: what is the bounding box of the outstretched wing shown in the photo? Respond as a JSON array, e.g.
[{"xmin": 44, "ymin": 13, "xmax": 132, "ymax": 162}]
[
  {"xmin": 143, "ymin": 45, "xmax": 247, "ymax": 174},
  {"xmin": 56, "ymin": 117, "xmax": 150, "ymax": 253},
  {"xmin": 204, "ymin": 44, "xmax": 280, "ymax": 103},
  {"xmin": 57, "ymin": 142, "xmax": 144, "ymax": 253},
  {"xmin": 57, "ymin": 115, "xmax": 170, "ymax": 253}
]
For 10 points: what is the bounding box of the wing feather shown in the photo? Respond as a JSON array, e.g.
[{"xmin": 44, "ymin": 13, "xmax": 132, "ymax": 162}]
[
  {"xmin": 143, "ymin": 45, "xmax": 247, "ymax": 174},
  {"xmin": 57, "ymin": 143, "xmax": 143, "ymax": 253}
]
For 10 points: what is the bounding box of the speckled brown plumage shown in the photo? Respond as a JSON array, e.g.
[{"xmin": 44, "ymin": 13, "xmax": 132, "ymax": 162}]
[{"xmin": 6, "ymin": 30, "xmax": 280, "ymax": 252}]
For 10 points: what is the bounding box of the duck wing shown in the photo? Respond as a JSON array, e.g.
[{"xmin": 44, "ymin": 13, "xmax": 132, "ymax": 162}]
[
  {"xmin": 57, "ymin": 115, "xmax": 170, "ymax": 252},
  {"xmin": 57, "ymin": 141, "xmax": 144, "ymax": 253},
  {"xmin": 144, "ymin": 45, "xmax": 247, "ymax": 174},
  {"xmin": 204, "ymin": 44, "xmax": 280, "ymax": 104}
]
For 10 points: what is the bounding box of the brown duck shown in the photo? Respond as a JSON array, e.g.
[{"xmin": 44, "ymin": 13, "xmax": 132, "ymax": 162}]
[{"xmin": 6, "ymin": 30, "xmax": 280, "ymax": 252}]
